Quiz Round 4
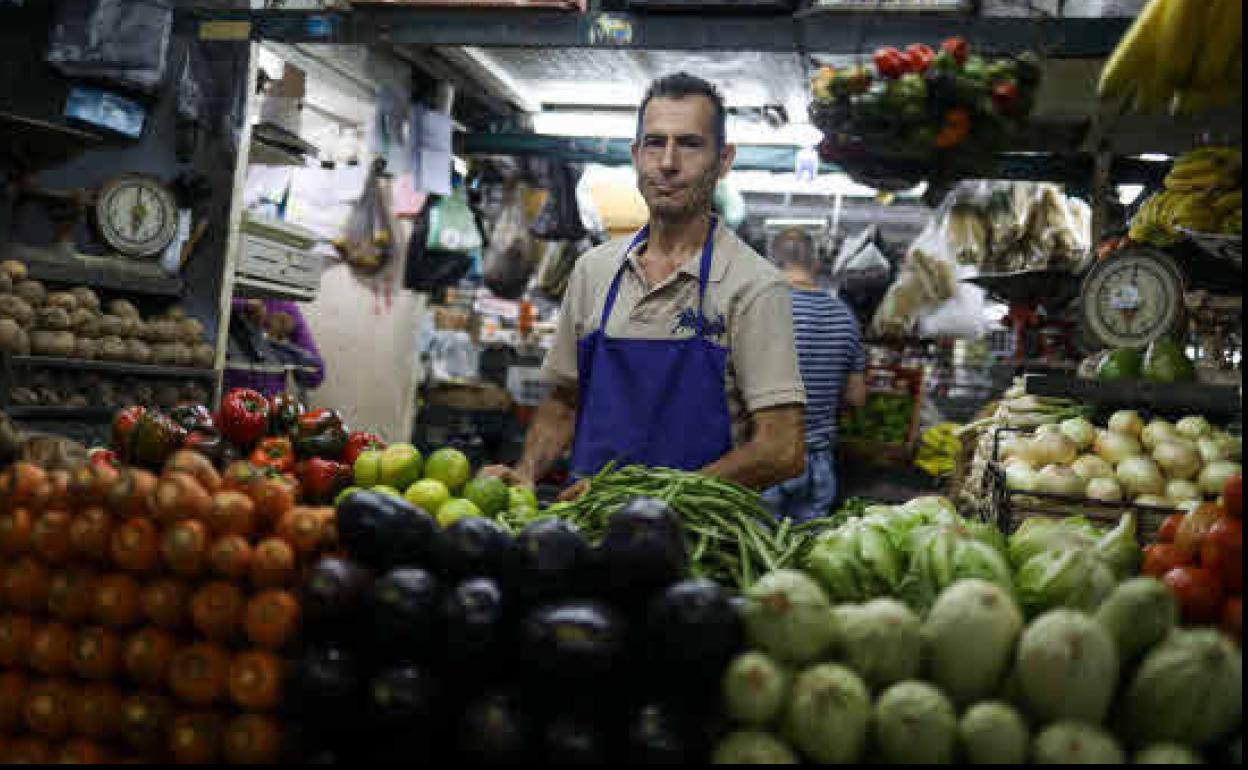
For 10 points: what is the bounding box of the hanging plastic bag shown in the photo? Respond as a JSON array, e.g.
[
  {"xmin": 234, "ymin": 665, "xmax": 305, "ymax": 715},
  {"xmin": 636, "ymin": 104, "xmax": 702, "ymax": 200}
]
[
  {"xmin": 483, "ymin": 179, "xmax": 538, "ymax": 300},
  {"xmin": 870, "ymin": 216, "xmax": 958, "ymax": 338},
  {"xmin": 47, "ymin": 0, "xmax": 173, "ymax": 95},
  {"xmin": 333, "ymin": 159, "xmax": 394, "ymax": 275},
  {"xmin": 534, "ymin": 238, "xmax": 587, "ymax": 300},
  {"xmin": 531, "ymin": 162, "xmax": 586, "ymax": 241},
  {"xmin": 426, "ymin": 187, "xmax": 484, "ymax": 254},
  {"xmin": 404, "ymin": 198, "xmax": 473, "ymax": 293},
  {"xmin": 918, "ymin": 264, "xmax": 990, "ymax": 340}
]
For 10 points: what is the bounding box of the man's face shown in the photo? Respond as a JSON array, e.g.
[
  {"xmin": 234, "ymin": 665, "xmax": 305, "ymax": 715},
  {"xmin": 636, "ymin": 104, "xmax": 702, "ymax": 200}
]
[{"xmin": 632, "ymin": 95, "xmax": 735, "ymax": 222}]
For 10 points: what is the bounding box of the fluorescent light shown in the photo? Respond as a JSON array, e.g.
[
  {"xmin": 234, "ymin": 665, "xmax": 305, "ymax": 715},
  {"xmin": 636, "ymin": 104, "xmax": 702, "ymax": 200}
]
[
  {"xmin": 1138, "ymin": 153, "xmax": 1171, "ymax": 161},
  {"xmin": 1117, "ymin": 184, "xmax": 1145, "ymax": 205}
]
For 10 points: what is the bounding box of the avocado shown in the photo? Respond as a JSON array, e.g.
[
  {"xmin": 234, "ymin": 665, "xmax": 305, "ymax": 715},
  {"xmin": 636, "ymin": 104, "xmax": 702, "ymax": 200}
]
[
  {"xmin": 1097, "ymin": 348, "xmax": 1143, "ymax": 381},
  {"xmin": 1143, "ymin": 339, "xmax": 1196, "ymax": 383}
]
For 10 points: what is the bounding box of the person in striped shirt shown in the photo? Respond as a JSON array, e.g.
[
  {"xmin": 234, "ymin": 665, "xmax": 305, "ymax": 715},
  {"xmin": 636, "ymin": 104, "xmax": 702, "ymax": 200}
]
[{"xmin": 763, "ymin": 227, "xmax": 867, "ymax": 522}]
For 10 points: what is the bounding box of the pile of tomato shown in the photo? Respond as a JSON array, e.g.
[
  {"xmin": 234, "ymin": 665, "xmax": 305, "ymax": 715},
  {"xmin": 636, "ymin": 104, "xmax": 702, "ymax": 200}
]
[
  {"xmin": 1143, "ymin": 472, "xmax": 1242, "ymax": 642},
  {"xmin": 0, "ymin": 453, "xmax": 336, "ymax": 763}
]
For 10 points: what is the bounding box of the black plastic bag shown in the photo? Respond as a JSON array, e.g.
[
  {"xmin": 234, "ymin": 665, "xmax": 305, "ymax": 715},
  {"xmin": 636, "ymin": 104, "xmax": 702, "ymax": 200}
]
[
  {"xmin": 403, "ymin": 197, "xmax": 473, "ymax": 293},
  {"xmin": 46, "ymin": 0, "xmax": 173, "ymax": 95},
  {"xmin": 531, "ymin": 162, "xmax": 586, "ymax": 241}
]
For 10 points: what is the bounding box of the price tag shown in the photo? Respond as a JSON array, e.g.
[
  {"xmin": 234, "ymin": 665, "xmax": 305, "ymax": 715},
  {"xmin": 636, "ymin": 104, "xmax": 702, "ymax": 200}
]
[
  {"xmin": 199, "ymin": 20, "xmax": 252, "ymax": 41},
  {"xmin": 589, "ymin": 14, "xmax": 634, "ymax": 46}
]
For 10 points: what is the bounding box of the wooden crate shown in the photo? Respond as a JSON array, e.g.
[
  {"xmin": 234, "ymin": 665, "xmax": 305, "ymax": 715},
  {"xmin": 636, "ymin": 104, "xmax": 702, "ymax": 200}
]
[{"xmin": 840, "ymin": 364, "xmax": 924, "ymax": 466}]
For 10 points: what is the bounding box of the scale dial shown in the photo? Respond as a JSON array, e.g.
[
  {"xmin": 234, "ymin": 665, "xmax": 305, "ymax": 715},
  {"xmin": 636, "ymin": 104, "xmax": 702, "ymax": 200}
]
[
  {"xmin": 95, "ymin": 174, "xmax": 178, "ymax": 257},
  {"xmin": 1081, "ymin": 248, "xmax": 1186, "ymax": 350}
]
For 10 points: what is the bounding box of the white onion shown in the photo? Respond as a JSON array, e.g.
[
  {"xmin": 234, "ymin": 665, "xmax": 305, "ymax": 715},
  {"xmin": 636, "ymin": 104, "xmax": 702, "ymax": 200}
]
[
  {"xmin": 1215, "ymin": 432, "xmax": 1242, "ymax": 462},
  {"xmin": 1199, "ymin": 460, "xmax": 1242, "ymax": 497},
  {"xmin": 1116, "ymin": 455, "xmax": 1166, "ymax": 497},
  {"xmin": 1001, "ymin": 436, "xmax": 1026, "ymax": 461},
  {"xmin": 1153, "ymin": 441, "xmax": 1203, "ymax": 480},
  {"xmin": 1141, "ymin": 419, "xmax": 1177, "ymax": 451},
  {"xmin": 1059, "ymin": 417, "xmax": 1097, "ymax": 450},
  {"xmin": 1006, "ymin": 462, "xmax": 1039, "ymax": 492},
  {"xmin": 1175, "ymin": 415, "xmax": 1213, "ymax": 440},
  {"xmin": 1028, "ymin": 433, "xmax": 1078, "ymax": 467},
  {"xmin": 1072, "ymin": 454, "xmax": 1115, "ymax": 481},
  {"xmin": 1035, "ymin": 465, "xmax": 1087, "ymax": 497},
  {"xmin": 1165, "ymin": 478, "xmax": 1202, "ymax": 503},
  {"xmin": 1134, "ymin": 494, "xmax": 1172, "ymax": 508},
  {"xmin": 1086, "ymin": 477, "xmax": 1124, "ymax": 501},
  {"xmin": 1108, "ymin": 410, "xmax": 1145, "ymax": 438},
  {"xmin": 1034, "ymin": 423, "xmax": 1064, "ymax": 439},
  {"xmin": 1095, "ymin": 430, "xmax": 1143, "ymax": 466}
]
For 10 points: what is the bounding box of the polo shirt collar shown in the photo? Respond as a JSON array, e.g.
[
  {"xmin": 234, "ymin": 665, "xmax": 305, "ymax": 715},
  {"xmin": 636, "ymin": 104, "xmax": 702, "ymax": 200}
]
[{"xmin": 623, "ymin": 220, "xmax": 730, "ymax": 284}]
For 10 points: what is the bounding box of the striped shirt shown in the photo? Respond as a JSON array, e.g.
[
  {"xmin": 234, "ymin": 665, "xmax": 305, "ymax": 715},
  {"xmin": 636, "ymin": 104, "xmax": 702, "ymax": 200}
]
[{"xmin": 789, "ymin": 290, "xmax": 865, "ymax": 451}]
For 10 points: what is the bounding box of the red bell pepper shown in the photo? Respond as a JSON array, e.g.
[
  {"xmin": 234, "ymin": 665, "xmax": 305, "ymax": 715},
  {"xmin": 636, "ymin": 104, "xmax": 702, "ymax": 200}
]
[
  {"xmin": 341, "ymin": 432, "xmax": 386, "ymax": 468},
  {"xmin": 293, "ymin": 409, "xmax": 349, "ymax": 460},
  {"xmin": 991, "ymin": 80, "xmax": 1021, "ymax": 116},
  {"xmin": 941, "ymin": 37, "xmax": 969, "ymax": 67},
  {"xmin": 111, "ymin": 406, "xmax": 147, "ymax": 458},
  {"xmin": 904, "ymin": 44, "xmax": 936, "ymax": 74},
  {"xmin": 299, "ymin": 457, "xmax": 351, "ymax": 504},
  {"xmin": 872, "ymin": 47, "xmax": 907, "ymax": 79},
  {"xmin": 183, "ymin": 429, "xmax": 227, "ymax": 464},
  {"xmin": 934, "ymin": 108, "xmax": 972, "ymax": 149},
  {"xmin": 250, "ymin": 437, "xmax": 296, "ymax": 474},
  {"xmin": 268, "ymin": 392, "xmax": 306, "ymax": 437},
  {"xmin": 219, "ymin": 389, "xmax": 271, "ymax": 447}
]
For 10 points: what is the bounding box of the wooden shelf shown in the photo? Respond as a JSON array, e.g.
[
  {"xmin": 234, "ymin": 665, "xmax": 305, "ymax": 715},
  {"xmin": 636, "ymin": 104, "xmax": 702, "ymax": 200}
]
[
  {"xmin": 4, "ymin": 406, "xmax": 115, "ymax": 421},
  {"xmin": 14, "ymin": 248, "xmax": 185, "ymax": 297},
  {"xmin": 9, "ymin": 355, "xmax": 216, "ymax": 380}
]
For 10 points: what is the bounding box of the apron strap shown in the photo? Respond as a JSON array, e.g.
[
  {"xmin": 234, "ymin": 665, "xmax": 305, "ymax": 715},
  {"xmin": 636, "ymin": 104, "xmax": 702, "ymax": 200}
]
[{"xmin": 597, "ymin": 226, "xmax": 650, "ymax": 331}]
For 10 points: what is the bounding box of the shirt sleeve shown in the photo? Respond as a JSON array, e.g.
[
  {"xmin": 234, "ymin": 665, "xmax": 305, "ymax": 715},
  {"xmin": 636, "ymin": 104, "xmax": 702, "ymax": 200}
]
[
  {"xmin": 540, "ymin": 261, "xmax": 585, "ymax": 387},
  {"xmin": 732, "ymin": 282, "xmax": 806, "ymax": 412},
  {"xmin": 849, "ymin": 313, "xmax": 867, "ymax": 373}
]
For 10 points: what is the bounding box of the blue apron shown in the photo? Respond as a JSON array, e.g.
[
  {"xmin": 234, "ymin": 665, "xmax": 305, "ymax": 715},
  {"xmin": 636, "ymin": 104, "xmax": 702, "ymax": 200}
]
[{"xmin": 569, "ymin": 218, "xmax": 733, "ymax": 476}]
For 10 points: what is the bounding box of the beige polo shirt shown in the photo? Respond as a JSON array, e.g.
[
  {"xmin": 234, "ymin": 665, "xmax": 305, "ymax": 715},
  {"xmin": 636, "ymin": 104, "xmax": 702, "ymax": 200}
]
[{"xmin": 542, "ymin": 222, "xmax": 806, "ymax": 446}]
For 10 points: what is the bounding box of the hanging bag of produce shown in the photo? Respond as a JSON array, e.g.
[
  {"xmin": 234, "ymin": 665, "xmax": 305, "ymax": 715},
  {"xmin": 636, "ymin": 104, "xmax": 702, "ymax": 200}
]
[
  {"xmin": 483, "ymin": 179, "xmax": 538, "ymax": 300},
  {"xmin": 530, "ymin": 162, "xmax": 587, "ymax": 241},
  {"xmin": 334, "ymin": 159, "xmax": 395, "ymax": 276},
  {"xmin": 47, "ymin": 0, "xmax": 173, "ymax": 95},
  {"xmin": 426, "ymin": 186, "xmax": 485, "ymax": 254}
]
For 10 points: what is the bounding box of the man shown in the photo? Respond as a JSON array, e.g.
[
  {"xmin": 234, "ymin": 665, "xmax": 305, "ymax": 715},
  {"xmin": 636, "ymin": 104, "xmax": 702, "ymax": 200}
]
[
  {"xmin": 485, "ymin": 73, "xmax": 806, "ymax": 499},
  {"xmin": 763, "ymin": 227, "xmax": 867, "ymax": 521}
]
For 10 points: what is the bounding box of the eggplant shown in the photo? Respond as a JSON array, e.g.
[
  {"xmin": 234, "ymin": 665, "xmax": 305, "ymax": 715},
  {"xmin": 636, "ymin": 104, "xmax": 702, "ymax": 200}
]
[
  {"xmin": 521, "ymin": 601, "xmax": 625, "ymax": 684},
  {"xmin": 437, "ymin": 517, "xmax": 512, "ymax": 580},
  {"xmin": 337, "ymin": 490, "xmax": 438, "ymax": 569},
  {"xmin": 369, "ymin": 665, "xmax": 439, "ymax": 726},
  {"xmin": 444, "ymin": 577, "xmax": 506, "ymax": 663},
  {"xmin": 507, "ymin": 518, "xmax": 589, "ymax": 605},
  {"xmin": 302, "ymin": 556, "xmax": 374, "ymax": 632},
  {"xmin": 542, "ymin": 716, "xmax": 607, "ymax": 764},
  {"xmin": 458, "ymin": 691, "xmax": 531, "ymax": 763},
  {"xmin": 290, "ymin": 645, "xmax": 362, "ymax": 728},
  {"xmin": 595, "ymin": 497, "xmax": 687, "ymax": 600},
  {"xmin": 372, "ymin": 567, "xmax": 442, "ymax": 657},
  {"xmin": 645, "ymin": 578, "xmax": 742, "ymax": 685},
  {"xmin": 626, "ymin": 702, "xmax": 692, "ymax": 764}
]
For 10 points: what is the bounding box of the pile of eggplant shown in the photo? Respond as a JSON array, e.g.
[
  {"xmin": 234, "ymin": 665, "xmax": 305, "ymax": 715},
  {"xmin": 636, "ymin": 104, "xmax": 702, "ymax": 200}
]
[{"xmin": 289, "ymin": 490, "xmax": 744, "ymax": 763}]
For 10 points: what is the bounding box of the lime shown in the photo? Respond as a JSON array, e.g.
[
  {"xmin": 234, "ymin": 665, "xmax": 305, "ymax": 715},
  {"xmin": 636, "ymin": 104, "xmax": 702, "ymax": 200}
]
[
  {"xmin": 379, "ymin": 443, "xmax": 424, "ymax": 490},
  {"xmin": 462, "ymin": 475, "xmax": 510, "ymax": 517},
  {"xmin": 508, "ymin": 485, "xmax": 538, "ymax": 511},
  {"xmin": 372, "ymin": 485, "xmax": 404, "ymax": 499},
  {"xmin": 334, "ymin": 485, "xmax": 362, "ymax": 507},
  {"xmin": 404, "ymin": 478, "xmax": 451, "ymax": 515},
  {"xmin": 436, "ymin": 498, "xmax": 482, "ymax": 528},
  {"xmin": 423, "ymin": 447, "xmax": 473, "ymax": 494},
  {"xmin": 353, "ymin": 449, "xmax": 384, "ymax": 487}
]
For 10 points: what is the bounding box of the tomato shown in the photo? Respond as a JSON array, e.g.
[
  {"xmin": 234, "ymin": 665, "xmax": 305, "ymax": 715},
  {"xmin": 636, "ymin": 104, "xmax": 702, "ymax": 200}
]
[
  {"xmin": 0, "ymin": 506, "xmax": 34, "ymax": 555},
  {"xmin": 251, "ymin": 538, "xmax": 297, "ymax": 589},
  {"xmin": 0, "ymin": 462, "xmax": 50, "ymax": 511},
  {"xmin": 70, "ymin": 625, "xmax": 122, "ymax": 681},
  {"xmin": 122, "ymin": 627, "xmax": 178, "ymax": 688},
  {"xmin": 47, "ymin": 568, "xmax": 96, "ymax": 624},
  {"xmin": 106, "ymin": 468, "xmax": 157, "ymax": 519},
  {"xmin": 140, "ymin": 579, "xmax": 191, "ymax": 630},
  {"xmin": 5, "ymin": 736, "xmax": 52, "ymax": 764},
  {"xmin": 168, "ymin": 642, "xmax": 231, "ymax": 706},
  {"xmin": 0, "ymin": 614, "xmax": 35, "ymax": 667},
  {"xmin": 228, "ymin": 649, "xmax": 283, "ymax": 710},
  {"xmin": 276, "ymin": 507, "xmax": 329, "ymax": 555},
  {"xmin": 244, "ymin": 590, "xmax": 300, "ymax": 651},
  {"xmin": 1156, "ymin": 512, "xmax": 1185, "ymax": 544},
  {"xmin": 110, "ymin": 517, "xmax": 160, "ymax": 574},
  {"xmin": 119, "ymin": 692, "xmax": 173, "ymax": 755},
  {"xmin": 69, "ymin": 682, "xmax": 123, "ymax": 738},
  {"xmin": 1163, "ymin": 566, "xmax": 1225, "ymax": 624},
  {"xmin": 206, "ymin": 491, "xmax": 256, "ymax": 537},
  {"xmin": 1223, "ymin": 596, "xmax": 1242, "ymax": 643},
  {"xmin": 160, "ymin": 519, "xmax": 210, "ymax": 577},
  {"xmin": 252, "ymin": 475, "xmax": 297, "ymax": 527},
  {"xmin": 152, "ymin": 472, "xmax": 213, "ymax": 525},
  {"xmin": 222, "ymin": 461, "xmax": 263, "ymax": 495},
  {"xmin": 92, "ymin": 573, "xmax": 142, "ymax": 629},
  {"xmin": 27, "ymin": 621, "xmax": 74, "ymax": 677},
  {"xmin": 23, "ymin": 678, "xmax": 73, "ymax": 738},
  {"xmin": 223, "ymin": 713, "xmax": 283, "ymax": 765},
  {"xmin": 57, "ymin": 738, "xmax": 110, "ymax": 764},
  {"xmin": 208, "ymin": 535, "xmax": 253, "ymax": 581},
  {"xmin": 1225, "ymin": 472, "xmax": 1242, "ymax": 518},
  {"xmin": 68, "ymin": 463, "xmax": 119, "ymax": 508},
  {"xmin": 3, "ymin": 556, "xmax": 50, "ymax": 613},
  {"xmin": 30, "ymin": 509, "xmax": 73, "ymax": 564},
  {"xmin": 0, "ymin": 670, "xmax": 27, "ymax": 730},
  {"xmin": 69, "ymin": 506, "xmax": 113, "ymax": 562},
  {"xmin": 191, "ymin": 581, "xmax": 245, "ymax": 642},
  {"xmin": 1174, "ymin": 502, "xmax": 1222, "ymax": 560},
  {"xmin": 165, "ymin": 449, "xmax": 223, "ymax": 493},
  {"xmin": 169, "ymin": 712, "xmax": 226, "ymax": 764},
  {"xmin": 44, "ymin": 469, "xmax": 70, "ymax": 510},
  {"xmin": 1202, "ymin": 516, "xmax": 1243, "ymax": 593}
]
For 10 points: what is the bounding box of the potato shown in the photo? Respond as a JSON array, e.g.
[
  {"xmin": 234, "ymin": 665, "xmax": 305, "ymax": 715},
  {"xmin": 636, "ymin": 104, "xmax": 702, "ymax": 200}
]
[
  {"xmin": 176, "ymin": 318, "xmax": 205, "ymax": 343},
  {"xmin": 69, "ymin": 287, "xmax": 100, "ymax": 311},
  {"xmin": 151, "ymin": 343, "xmax": 179, "ymax": 365},
  {"xmin": 10, "ymin": 387, "xmax": 38, "ymax": 406},
  {"xmin": 149, "ymin": 319, "xmax": 178, "ymax": 343},
  {"xmin": 0, "ymin": 274, "xmax": 11, "ymax": 294},
  {"xmin": 0, "ymin": 318, "xmax": 23, "ymax": 353},
  {"xmin": 170, "ymin": 343, "xmax": 193, "ymax": 367},
  {"xmin": 14, "ymin": 280, "xmax": 46, "ymax": 307},
  {"xmin": 98, "ymin": 336, "xmax": 128, "ymax": 362},
  {"xmin": 36, "ymin": 388, "xmax": 61, "ymax": 406},
  {"xmin": 166, "ymin": 305, "xmax": 187, "ymax": 321},
  {"xmin": 191, "ymin": 343, "xmax": 216, "ymax": 368},
  {"xmin": 35, "ymin": 306, "xmax": 72, "ymax": 331},
  {"xmin": 121, "ymin": 317, "xmax": 143, "ymax": 339},
  {"xmin": 0, "ymin": 260, "xmax": 27, "ymax": 282},
  {"xmin": 98, "ymin": 315, "xmax": 124, "ymax": 337},
  {"xmin": 0, "ymin": 295, "xmax": 34, "ymax": 328},
  {"xmin": 125, "ymin": 339, "xmax": 153, "ymax": 365},
  {"xmin": 107, "ymin": 299, "xmax": 140, "ymax": 320},
  {"xmin": 30, "ymin": 330, "xmax": 75, "ymax": 357},
  {"xmin": 74, "ymin": 337, "xmax": 100, "ymax": 360},
  {"xmin": 70, "ymin": 309, "xmax": 101, "ymax": 337},
  {"xmin": 45, "ymin": 292, "xmax": 78, "ymax": 313}
]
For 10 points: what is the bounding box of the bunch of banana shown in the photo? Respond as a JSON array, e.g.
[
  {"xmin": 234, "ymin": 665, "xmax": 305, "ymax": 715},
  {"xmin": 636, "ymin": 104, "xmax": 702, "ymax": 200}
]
[
  {"xmin": 1131, "ymin": 147, "xmax": 1242, "ymax": 243},
  {"xmin": 1165, "ymin": 146, "xmax": 1242, "ymax": 191},
  {"xmin": 1098, "ymin": 0, "xmax": 1242, "ymax": 115},
  {"xmin": 915, "ymin": 422, "xmax": 961, "ymax": 478},
  {"xmin": 1130, "ymin": 189, "xmax": 1226, "ymax": 244}
]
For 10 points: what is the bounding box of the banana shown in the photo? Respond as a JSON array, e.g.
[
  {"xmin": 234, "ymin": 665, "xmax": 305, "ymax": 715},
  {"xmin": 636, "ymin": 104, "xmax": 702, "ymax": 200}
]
[
  {"xmin": 1170, "ymin": 85, "xmax": 1239, "ymax": 116},
  {"xmin": 1158, "ymin": 0, "xmax": 1208, "ymax": 88},
  {"xmin": 1099, "ymin": 0, "xmax": 1169, "ymax": 99},
  {"xmin": 1192, "ymin": 0, "xmax": 1243, "ymax": 88},
  {"xmin": 1213, "ymin": 189, "xmax": 1242, "ymax": 214}
]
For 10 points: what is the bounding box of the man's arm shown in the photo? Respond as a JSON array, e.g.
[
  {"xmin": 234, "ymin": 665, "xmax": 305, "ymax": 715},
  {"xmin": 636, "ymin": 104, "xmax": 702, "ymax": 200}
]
[
  {"xmin": 844, "ymin": 372, "xmax": 867, "ymax": 409},
  {"xmin": 482, "ymin": 384, "xmax": 578, "ymax": 488},
  {"xmin": 699, "ymin": 404, "xmax": 805, "ymax": 489}
]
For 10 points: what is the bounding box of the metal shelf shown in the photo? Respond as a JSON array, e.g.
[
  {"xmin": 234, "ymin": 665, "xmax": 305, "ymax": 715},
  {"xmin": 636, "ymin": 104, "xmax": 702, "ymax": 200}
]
[
  {"xmin": 225, "ymin": 360, "xmax": 319, "ymax": 375},
  {"xmin": 8, "ymin": 355, "xmax": 217, "ymax": 380},
  {"xmin": 1023, "ymin": 373, "xmax": 1242, "ymax": 418},
  {"xmin": 4, "ymin": 406, "xmax": 116, "ymax": 421},
  {"xmin": 183, "ymin": 7, "xmax": 1131, "ymax": 54},
  {"xmin": 12, "ymin": 248, "xmax": 185, "ymax": 297},
  {"xmin": 233, "ymin": 275, "xmax": 318, "ymax": 303}
]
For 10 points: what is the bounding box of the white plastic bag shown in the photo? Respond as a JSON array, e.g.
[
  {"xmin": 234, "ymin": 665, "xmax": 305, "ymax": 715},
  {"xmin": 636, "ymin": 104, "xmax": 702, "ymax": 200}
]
[{"xmin": 919, "ymin": 264, "xmax": 990, "ymax": 340}]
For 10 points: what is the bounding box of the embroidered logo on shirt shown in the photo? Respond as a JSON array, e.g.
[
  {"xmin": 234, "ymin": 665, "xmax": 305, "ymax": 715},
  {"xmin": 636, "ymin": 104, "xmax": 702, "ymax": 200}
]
[{"xmin": 673, "ymin": 308, "xmax": 726, "ymax": 339}]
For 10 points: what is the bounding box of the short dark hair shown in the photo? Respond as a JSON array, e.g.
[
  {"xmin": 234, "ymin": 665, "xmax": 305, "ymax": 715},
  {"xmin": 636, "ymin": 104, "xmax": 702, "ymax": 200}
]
[
  {"xmin": 771, "ymin": 227, "xmax": 819, "ymax": 271},
  {"xmin": 636, "ymin": 72, "xmax": 727, "ymax": 150}
]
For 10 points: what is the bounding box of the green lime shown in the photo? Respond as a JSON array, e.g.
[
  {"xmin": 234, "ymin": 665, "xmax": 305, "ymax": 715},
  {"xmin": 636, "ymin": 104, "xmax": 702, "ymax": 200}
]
[
  {"xmin": 508, "ymin": 486, "xmax": 538, "ymax": 511},
  {"xmin": 404, "ymin": 478, "xmax": 451, "ymax": 515},
  {"xmin": 379, "ymin": 443, "xmax": 424, "ymax": 490},
  {"xmin": 334, "ymin": 485, "xmax": 362, "ymax": 507},
  {"xmin": 423, "ymin": 447, "xmax": 473, "ymax": 495},
  {"xmin": 436, "ymin": 498, "xmax": 482, "ymax": 528},
  {"xmin": 353, "ymin": 449, "xmax": 384, "ymax": 487},
  {"xmin": 462, "ymin": 475, "xmax": 510, "ymax": 517},
  {"xmin": 372, "ymin": 485, "xmax": 404, "ymax": 499}
]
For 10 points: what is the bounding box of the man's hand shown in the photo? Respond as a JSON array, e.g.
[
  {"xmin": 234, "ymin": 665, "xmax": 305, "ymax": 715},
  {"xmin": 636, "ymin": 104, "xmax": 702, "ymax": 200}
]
[
  {"xmin": 556, "ymin": 478, "xmax": 590, "ymax": 502},
  {"xmin": 478, "ymin": 465, "xmax": 533, "ymax": 489}
]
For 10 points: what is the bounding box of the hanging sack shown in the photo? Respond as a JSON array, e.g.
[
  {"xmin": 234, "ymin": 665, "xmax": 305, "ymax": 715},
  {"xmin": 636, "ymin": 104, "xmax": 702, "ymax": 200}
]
[
  {"xmin": 483, "ymin": 179, "xmax": 538, "ymax": 300},
  {"xmin": 531, "ymin": 162, "xmax": 586, "ymax": 241},
  {"xmin": 426, "ymin": 186, "xmax": 484, "ymax": 254},
  {"xmin": 335, "ymin": 159, "xmax": 394, "ymax": 275},
  {"xmin": 404, "ymin": 197, "xmax": 474, "ymax": 293}
]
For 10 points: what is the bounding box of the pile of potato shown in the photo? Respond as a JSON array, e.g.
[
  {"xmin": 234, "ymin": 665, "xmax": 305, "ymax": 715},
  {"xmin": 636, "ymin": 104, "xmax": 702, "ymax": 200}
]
[
  {"xmin": 0, "ymin": 260, "xmax": 215, "ymax": 368},
  {"xmin": 7, "ymin": 369, "xmax": 210, "ymax": 410}
]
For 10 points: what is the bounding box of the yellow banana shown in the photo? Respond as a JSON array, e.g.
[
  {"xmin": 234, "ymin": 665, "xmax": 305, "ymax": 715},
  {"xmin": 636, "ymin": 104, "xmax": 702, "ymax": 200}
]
[
  {"xmin": 1192, "ymin": 0, "xmax": 1243, "ymax": 88},
  {"xmin": 1100, "ymin": 0, "xmax": 1169, "ymax": 99},
  {"xmin": 1213, "ymin": 189, "xmax": 1242, "ymax": 214},
  {"xmin": 1170, "ymin": 85, "xmax": 1239, "ymax": 116},
  {"xmin": 1158, "ymin": 0, "xmax": 1209, "ymax": 88}
]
